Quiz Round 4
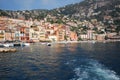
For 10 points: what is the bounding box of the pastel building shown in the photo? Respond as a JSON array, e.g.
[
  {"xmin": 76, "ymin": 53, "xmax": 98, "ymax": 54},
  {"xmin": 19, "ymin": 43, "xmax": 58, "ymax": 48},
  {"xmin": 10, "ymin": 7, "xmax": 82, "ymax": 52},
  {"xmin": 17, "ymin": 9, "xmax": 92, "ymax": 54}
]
[
  {"xmin": 0, "ymin": 29, "xmax": 5, "ymax": 41},
  {"xmin": 20, "ymin": 26, "xmax": 30, "ymax": 42},
  {"xmin": 54, "ymin": 25, "xmax": 66, "ymax": 41},
  {"xmin": 80, "ymin": 34, "xmax": 88, "ymax": 40},
  {"xmin": 48, "ymin": 35, "xmax": 57, "ymax": 42},
  {"xmin": 39, "ymin": 27, "xmax": 46, "ymax": 41},
  {"xmin": 69, "ymin": 31, "xmax": 78, "ymax": 41},
  {"xmin": 87, "ymin": 30, "xmax": 94, "ymax": 40},
  {"xmin": 29, "ymin": 25, "xmax": 39, "ymax": 42},
  {"xmin": 5, "ymin": 27, "xmax": 15, "ymax": 41},
  {"xmin": 45, "ymin": 28, "xmax": 55, "ymax": 41},
  {"xmin": 56, "ymin": 28, "xmax": 65, "ymax": 41},
  {"xmin": 96, "ymin": 34, "xmax": 105, "ymax": 41},
  {"xmin": 14, "ymin": 31, "xmax": 20, "ymax": 41}
]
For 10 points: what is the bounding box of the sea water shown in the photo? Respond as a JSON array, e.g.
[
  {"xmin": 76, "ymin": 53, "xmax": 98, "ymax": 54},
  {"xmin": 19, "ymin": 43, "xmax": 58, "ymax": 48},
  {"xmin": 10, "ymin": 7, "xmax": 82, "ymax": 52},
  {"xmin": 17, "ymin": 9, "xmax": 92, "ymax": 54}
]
[{"xmin": 0, "ymin": 42, "xmax": 120, "ymax": 80}]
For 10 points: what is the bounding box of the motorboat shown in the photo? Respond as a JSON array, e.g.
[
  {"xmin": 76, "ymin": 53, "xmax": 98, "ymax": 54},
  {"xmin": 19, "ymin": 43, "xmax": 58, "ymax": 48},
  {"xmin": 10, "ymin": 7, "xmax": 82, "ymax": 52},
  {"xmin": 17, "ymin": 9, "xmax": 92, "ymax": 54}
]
[
  {"xmin": 24, "ymin": 43, "xmax": 30, "ymax": 46},
  {"xmin": 3, "ymin": 43, "xmax": 14, "ymax": 47},
  {"xmin": 47, "ymin": 43, "xmax": 51, "ymax": 46},
  {"xmin": 21, "ymin": 42, "xmax": 30, "ymax": 46}
]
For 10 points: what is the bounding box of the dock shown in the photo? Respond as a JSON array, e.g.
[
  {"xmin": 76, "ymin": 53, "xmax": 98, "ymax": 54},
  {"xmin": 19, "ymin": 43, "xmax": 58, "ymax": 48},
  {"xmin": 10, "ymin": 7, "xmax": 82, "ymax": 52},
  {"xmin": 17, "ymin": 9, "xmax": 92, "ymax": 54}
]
[{"xmin": 0, "ymin": 48, "xmax": 17, "ymax": 53}]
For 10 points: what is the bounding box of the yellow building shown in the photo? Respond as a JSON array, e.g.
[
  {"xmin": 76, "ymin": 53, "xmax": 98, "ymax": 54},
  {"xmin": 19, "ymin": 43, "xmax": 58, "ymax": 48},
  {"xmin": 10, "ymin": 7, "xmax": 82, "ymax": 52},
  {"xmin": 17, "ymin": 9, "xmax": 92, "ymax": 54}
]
[
  {"xmin": 0, "ymin": 29, "xmax": 5, "ymax": 41},
  {"xmin": 39, "ymin": 27, "xmax": 46, "ymax": 41},
  {"xmin": 55, "ymin": 25, "xmax": 66, "ymax": 41},
  {"xmin": 29, "ymin": 25, "xmax": 40, "ymax": 42}
]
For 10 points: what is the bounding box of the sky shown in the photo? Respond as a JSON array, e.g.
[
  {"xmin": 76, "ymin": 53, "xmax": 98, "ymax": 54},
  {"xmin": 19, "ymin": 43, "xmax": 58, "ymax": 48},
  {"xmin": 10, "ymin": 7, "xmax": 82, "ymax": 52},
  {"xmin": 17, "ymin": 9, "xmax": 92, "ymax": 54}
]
[{"xmin": 0, "ymin": 0, "xmax": 83, "ymax": 10}]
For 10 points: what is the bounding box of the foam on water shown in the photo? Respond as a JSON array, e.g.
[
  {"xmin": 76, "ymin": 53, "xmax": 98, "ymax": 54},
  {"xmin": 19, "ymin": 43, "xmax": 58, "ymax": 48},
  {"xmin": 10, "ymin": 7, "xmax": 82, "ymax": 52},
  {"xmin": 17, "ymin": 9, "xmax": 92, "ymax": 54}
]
[{"xmin": 68, "ymin": 59, "xmax": 120, "ymax": 80}]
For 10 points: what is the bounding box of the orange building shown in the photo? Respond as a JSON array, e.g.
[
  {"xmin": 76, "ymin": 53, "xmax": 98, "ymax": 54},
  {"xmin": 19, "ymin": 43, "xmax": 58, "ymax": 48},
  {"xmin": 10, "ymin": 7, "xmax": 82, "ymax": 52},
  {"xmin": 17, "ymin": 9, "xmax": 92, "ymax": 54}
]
[
  {"xmin": 2, "ymin": 26, "xmax": 15, "ymax": 41},
  {"xmin": 53, "ymin": 25, "xmax": 66, "ymax": 41},
  {"xmin": 56, "ymin": 28, "xmax": 65, "ymax": 41},
  {"xmin": 20, "ymin": 26, "xmax": 29, "ymax": 42},
  {"xmin": 69, "ymin": 31, "xmax": 78, "ymax": 41}
]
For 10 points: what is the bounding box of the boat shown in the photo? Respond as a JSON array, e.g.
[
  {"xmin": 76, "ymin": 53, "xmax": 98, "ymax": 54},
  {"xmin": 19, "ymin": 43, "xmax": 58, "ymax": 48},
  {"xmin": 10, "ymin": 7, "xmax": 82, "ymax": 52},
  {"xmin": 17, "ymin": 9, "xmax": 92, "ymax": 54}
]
[
  {"xmin": 3, "ymin": 42, "xmax": 30, "ymax": 47},
  {"xmin": 14, "ymin": 43, "xmax": 21, "ymax": 47},
  {"xmin": 23, "ymin": 43, "xmax": 30, "ymax": 46},
  {"xmin": 3, "ymin": 43, "xmax": 14, "ymax": 47},
  {"xmin": 3, "ymin": 44, "xmax": 10, "ymax": 47},
  {"xmin": 92, "ymin": 41, "xmax": 96, "ymax": 44},
  {"xmin": 47, "ymin": 43, "xmax": 51, "ymax": 46},
  {"xmin": 0, "ymin": 44, "xmax": 4, "ymax": 47},
  {"xmin": 0, "ymin": 48, "xmax": 17, "ymax": 53},
  {"xmin": 21, "ymin": 42, "xmax": 30, "ymax": 47},
  {"xmin": 41, "ymin": 43, "xmax": 46, "ymax": 45}
]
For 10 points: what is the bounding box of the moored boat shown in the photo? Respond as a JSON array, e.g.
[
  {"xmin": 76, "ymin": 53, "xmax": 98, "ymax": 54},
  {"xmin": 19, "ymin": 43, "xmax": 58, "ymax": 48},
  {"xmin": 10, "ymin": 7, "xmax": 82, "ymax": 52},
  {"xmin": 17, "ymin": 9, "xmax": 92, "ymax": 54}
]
[
  {"xmin": 23, "ymin": 43, "xmax": 30, "ymax": 46},
  {"xmin": 0, "ymin": 48, "xmax": 17, "ymax": 53},
  {"xmin": 47, "ymin": 43, "xmax": 51, "ymax": 46},
  {"xmin": 3, "ymin": 43, "xmax": 14, "ymax": 47}
]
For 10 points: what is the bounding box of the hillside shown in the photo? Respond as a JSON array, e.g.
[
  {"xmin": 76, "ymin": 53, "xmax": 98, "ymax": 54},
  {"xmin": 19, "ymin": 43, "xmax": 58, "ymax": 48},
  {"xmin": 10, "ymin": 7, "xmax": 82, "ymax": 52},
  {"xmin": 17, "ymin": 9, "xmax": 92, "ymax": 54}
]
[
  {"xmin": 54, "ymin": 0, "xmax": 120, "ymax": 34},
  {"xmin": 0, "ymin": 0, "xmax": 120, "ymax": 21},
  {"xmin": 54, "ymin": 0, "xmax": 120, "ymax": 24}
]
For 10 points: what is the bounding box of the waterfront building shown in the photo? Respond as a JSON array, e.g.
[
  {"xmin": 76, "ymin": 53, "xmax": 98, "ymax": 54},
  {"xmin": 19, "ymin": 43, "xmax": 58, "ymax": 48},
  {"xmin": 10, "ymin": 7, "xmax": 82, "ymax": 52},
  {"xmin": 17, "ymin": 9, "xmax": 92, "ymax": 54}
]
[
  {"xmin": 20, "ymin": 26, "xmax": 30, "ymax": 42},
  {"xmin": 87, "ymin": 30, "xmax": 94, "ymax": 40},
  {"xmin": 45, "ymin": 25, "xmax": 55, "ymax": 41},
  {"xmin": 55, "ymin": 25, "xmax": 66, "ymax": 41},
  {"xmin": 96, "ymin": 34, "xmax": 105, "ymax": 41},
  {"xmin": 39, "ymin": 27, "xmax": 46, "ymax": 41},
  {"xmin": 29, "ymin": 25, "xmax": 39, "ymax": 42},
  {"xmin": 0, "ymin": 28, "xmax": 5, "ymax": 41},
  {"xmin": 69, "ymin": 31, "xmax": 78, "ymax": 41},
  {"xmin": 79, "ymin": 30, "xmax": 94, "ymax": 40},
  {"xmin": 5, "ymin": 27, "xmax": 15, "ymax": 41},
  {"xmin": 107, "ymin": 32, "xmax": 117, "ymax": 38},
  {"xmin": 80, "ymin": 34, "xmax": 88, "ymax": 40},
  {"xmin": 14, "ymin": 31, "xmax": 20, "ymax": 41},
  {"xmin": 12, "ymin": 26, "xmax": 21, "ymax": 41},
  {"xmin": 56, "ymin": 28, "xmax": 65, "ymax": 41},
  {"xmin": 48, "ymin": 35, "xmax": 58, "ymax": 42},
  {"xmin": 5, "ymin": 31, "xmax": 15, "ymax": 41}
]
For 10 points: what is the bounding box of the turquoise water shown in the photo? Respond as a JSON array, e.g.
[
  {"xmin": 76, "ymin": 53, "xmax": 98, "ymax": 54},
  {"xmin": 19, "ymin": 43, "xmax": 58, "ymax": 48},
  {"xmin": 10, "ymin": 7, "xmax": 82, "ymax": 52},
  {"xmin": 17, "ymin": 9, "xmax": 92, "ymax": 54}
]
[{"xmin": 0, "ymin": 42, "xmax": 120, "ymax": 80}]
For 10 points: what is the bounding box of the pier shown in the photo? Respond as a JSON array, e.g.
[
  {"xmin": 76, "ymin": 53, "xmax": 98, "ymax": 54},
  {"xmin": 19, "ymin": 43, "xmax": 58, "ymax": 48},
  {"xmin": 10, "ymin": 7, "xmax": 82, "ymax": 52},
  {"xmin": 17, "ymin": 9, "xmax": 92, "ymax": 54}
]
[{"xmin": 0, "ymin": 48, "xmax": 17, "ymax": 53}]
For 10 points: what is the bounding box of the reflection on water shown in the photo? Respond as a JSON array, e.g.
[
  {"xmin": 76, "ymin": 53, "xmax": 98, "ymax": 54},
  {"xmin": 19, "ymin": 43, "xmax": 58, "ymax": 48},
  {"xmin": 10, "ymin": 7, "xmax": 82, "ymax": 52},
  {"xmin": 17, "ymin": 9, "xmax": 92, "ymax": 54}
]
[{"xmin": 0, "ymin": 42, "xmax": 120, "ymax": 80}]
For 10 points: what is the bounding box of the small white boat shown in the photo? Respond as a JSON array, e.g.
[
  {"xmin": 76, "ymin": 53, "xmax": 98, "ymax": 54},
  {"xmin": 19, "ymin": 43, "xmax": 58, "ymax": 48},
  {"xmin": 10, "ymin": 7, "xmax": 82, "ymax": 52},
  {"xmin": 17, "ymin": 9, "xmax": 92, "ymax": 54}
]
[
  {"xmin": 3, "ymin": 43, "xmax": 14, "ymax": 47},
  {"xmin": 0, "ymin": 44, "xmax": 4, "ymax": 47},
  {"xmin": 47, "ymin": 43, "xmax": 51, "ymax": 46},
  {"xmin": 92, "ymin": 41, "xmax": 96, "ymax": 44},
  {"xmin": 41, "ymin": 43, "xmax": 46, "ymax": 45},
  {"xmin": 24, "ymin": 43, "xmax": 30, "ymax": 46},
  {"xmin": 3, "ymin": 44, "xmax": 9, "ymax": 47},
  {"xmin": 21, "ymin": 43, "xmax": 30, "ymax": 46}
]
